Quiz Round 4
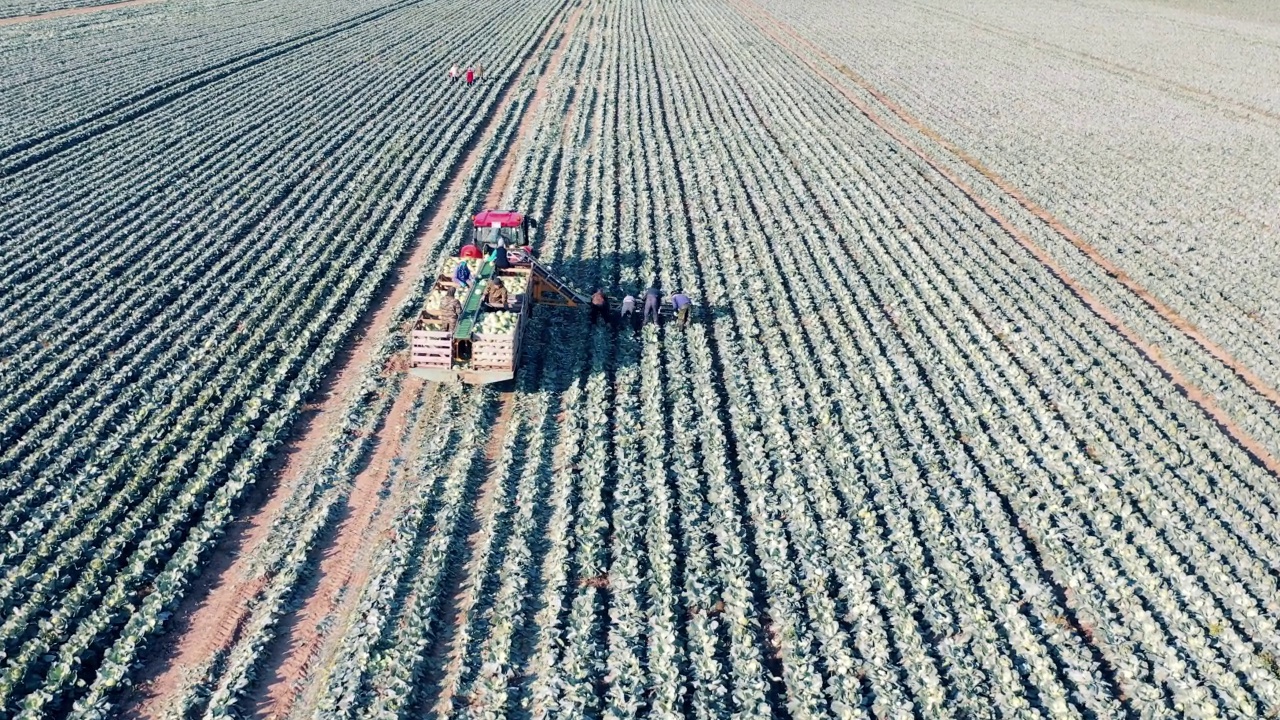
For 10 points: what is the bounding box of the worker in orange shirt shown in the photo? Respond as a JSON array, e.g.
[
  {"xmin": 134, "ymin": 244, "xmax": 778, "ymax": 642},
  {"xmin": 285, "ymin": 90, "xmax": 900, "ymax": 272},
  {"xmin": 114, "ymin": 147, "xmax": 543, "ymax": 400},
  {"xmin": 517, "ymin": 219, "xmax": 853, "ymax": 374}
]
[{"xmin": 589, "ymin": 289, "xmax": 608, "ymax": 325}]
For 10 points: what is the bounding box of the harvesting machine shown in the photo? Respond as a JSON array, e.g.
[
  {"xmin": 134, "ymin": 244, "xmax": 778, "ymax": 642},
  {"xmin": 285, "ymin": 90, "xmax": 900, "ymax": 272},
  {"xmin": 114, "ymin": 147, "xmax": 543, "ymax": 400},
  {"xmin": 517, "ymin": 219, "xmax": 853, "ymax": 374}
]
[{"xmin": 409, "ymin": 209, "xmax": 596, "ymax": 384}]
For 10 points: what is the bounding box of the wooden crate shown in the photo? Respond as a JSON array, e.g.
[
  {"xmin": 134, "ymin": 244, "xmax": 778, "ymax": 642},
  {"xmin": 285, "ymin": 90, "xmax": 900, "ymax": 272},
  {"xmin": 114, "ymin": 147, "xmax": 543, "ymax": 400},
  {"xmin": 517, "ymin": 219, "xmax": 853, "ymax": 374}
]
[
  {"xmin": 472, "ymin": 333, "xmax": 517, "ymax": 371},
  {"xmin": 411, "ymin": 329, "xmax": 452, "ymax": 369}
]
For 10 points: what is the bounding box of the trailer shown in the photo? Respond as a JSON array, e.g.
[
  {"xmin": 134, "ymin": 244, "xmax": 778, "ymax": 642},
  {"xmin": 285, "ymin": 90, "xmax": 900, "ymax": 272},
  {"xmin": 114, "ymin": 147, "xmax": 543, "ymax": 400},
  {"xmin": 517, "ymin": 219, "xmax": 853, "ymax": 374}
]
[{"xmin": 409, "ymin": 209, "xmax": 593, "ymax": 384}]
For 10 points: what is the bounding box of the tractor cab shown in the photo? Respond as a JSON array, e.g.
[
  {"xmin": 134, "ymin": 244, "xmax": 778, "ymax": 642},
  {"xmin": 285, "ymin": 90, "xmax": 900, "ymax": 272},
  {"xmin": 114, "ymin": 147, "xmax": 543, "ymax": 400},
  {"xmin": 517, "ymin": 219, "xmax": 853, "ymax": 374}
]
[{"xmin": 471, "ymin": 209, "xmax": 529, "ymax": 252}]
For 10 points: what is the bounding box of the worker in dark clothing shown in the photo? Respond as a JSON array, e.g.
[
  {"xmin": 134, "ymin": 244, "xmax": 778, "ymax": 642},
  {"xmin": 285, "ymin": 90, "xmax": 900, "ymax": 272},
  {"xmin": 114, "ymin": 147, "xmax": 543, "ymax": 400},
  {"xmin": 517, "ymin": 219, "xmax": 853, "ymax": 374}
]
[
  {"xmin": 484, "ymin": 277, "xmax": 508, "ymax": 309},
  {"xmin": 643, "ymin": 283, "xmax": 662, "ymax": 325},
  {"xmin": 492, "ymin": 239, "xmax": 511, "ymax": 269},
  {"xmin": 438, "ymin": 288, "xmax": 463, "ymax": 330},
  {"xmin": 453, "ymin": 260, "xmax": 473, "ymax": 288},
  {"xmin": 589, "ymin": 289, "xmax": 608, "ymax": 325},
  {"xmin": 671, "ymin": 291, "xmax": 692, "ymax": 327}
]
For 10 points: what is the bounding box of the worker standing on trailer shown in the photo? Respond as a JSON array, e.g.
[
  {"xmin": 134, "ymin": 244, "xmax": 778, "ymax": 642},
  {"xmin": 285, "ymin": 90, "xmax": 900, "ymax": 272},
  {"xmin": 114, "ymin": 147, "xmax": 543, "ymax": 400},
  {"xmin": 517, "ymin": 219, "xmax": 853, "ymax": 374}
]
[
  {"xmin": 449, "ymin": 64, "xmax": 459, "ymax": 81},
  {"xmin": 492, "ymin": 237, "xmax": 511, "ymax": 269},
  {"xmin": 465, "ymin": 66, "xmax": 475, "ymax": 85},
  {"xmin": 589, "ymin": 289, "xmax": 608, "ymax": 325},
  {"xmin": 643, "ymin": 282, "xmax": 662, "ymax": 325},
  {"xmin": 453, "ymin": 259, "xmax": 473, "ymax": 288},
  {"xmin": 671, "ymin": 291, "xmax": 692, "ymax": 327},
  {"xmin": 439, "ymin": 288, "xmax": 463, "ymax": 330}
]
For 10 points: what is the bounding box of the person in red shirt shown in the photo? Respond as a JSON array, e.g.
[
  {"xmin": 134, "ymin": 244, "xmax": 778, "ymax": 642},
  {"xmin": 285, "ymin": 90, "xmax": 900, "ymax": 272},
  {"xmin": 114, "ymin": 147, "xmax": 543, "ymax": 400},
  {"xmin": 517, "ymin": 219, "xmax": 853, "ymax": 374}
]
[{"xmin": 465, "ymin": 67, "xmax": 474, "ymax": 85}]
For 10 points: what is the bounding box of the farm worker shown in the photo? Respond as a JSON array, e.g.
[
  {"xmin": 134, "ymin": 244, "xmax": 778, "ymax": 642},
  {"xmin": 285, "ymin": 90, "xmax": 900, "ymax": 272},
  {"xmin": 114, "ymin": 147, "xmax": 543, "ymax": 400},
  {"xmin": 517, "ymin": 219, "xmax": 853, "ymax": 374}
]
[
  {"xmin": 643, "ymin": 283, "xmax": 662, "ymax": 325},
  {"xmin": 453, "ymin": 259, "xmax": 473, "ymax": 287},
  {"xmin": 465, "ymin": 67, "xmax": 475, "ymax": 85},
  {"xmin": 459, "ymin": 244, "xmax": 483, "ymax": 260},
  {"xmin": 476, "ymin": 63, "xmax": 484, "ymax": 81},
  {"xmin": 449, "ymin": 64, "xmax": 459, "ymax": 80},
  {"xmin": 589, "ymin": 289, "xmax": 608, "ymax": 325},
  {"xmin": 620, "ymin": 294, "xmax": 636, "ymax": 322},
  {"xmin": 671, "ymin": 291, "xmax": 692, "ymax": 327},
  {"xmin": 484, "ymin": 277, "xmax": 508, "ymax": 309},
  {"xmin": 492, "ymin": 241, "xmax": 511, "ymax": 269},
  {"xmin": 439, "ymin": 288, "xmax": 463, "ymax": 330}
]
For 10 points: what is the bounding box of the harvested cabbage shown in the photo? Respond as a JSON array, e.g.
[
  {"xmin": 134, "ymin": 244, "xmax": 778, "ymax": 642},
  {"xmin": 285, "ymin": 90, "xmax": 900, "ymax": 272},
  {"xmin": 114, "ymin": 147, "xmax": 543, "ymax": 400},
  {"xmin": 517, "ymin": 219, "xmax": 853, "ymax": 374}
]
[
  {"xmin": 478, "ymin": 311, "xmax": 518, "ymax": 336},
  {"xmin": 438, "ymin": 255, "xmax": 480, "ymax": 278}
]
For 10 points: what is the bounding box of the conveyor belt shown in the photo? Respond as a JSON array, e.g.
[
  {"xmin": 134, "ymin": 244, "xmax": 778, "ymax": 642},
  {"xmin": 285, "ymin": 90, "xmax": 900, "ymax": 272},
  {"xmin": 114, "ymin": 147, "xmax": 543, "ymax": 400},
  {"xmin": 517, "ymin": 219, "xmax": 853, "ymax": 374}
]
[
  {"xmin": 530, "ymin": 260, "xmax": 591, "ymax": 305},
  {"xmin": 453, "ymin": 258, "xmax": 497, "ymax": 340}
]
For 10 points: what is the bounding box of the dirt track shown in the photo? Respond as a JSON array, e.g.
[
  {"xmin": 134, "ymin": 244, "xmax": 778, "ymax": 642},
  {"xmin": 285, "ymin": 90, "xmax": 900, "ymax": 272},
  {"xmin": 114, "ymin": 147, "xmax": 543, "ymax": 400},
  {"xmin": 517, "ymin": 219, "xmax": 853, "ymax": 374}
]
[
  {"xmin": 417, "ymin": 10, "xmax": 591, "ymax": 712},
  {"xmin": 261, "ymin": 8, "xmax": 587, "ymax": 715},
  {"xmin": 126, "ymin": 3, "xmax": 583, "ymax": 717}
]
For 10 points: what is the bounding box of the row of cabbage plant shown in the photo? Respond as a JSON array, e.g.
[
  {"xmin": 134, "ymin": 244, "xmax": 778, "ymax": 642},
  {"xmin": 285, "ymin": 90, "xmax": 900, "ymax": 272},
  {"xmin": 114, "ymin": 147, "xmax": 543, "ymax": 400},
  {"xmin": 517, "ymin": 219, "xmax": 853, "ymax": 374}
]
[
  {"xmin": 0, "ymin": 0, "xmax": 436, "ymax": 149},
  {"xmin": 0, "ymin": 0, "xmax": 565, "ymax": 716},
  {"xmin": 115, "ymin": 0, "xmax": 1280, "ymax": 715},
  {"xmin": 682, "ymin": 0, "xmax": 1280, "ymax": 715},
  {"xmin": 750, "ymin": 0, "xmax": 1280, "ymax": 472}
]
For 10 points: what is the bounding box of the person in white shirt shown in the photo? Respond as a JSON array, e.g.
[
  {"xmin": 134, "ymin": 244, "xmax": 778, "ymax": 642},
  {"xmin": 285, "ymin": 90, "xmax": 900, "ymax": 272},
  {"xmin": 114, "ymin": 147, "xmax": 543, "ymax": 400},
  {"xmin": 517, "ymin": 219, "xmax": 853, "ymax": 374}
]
[{"xmin": 620, "ymin": 294, "xmax": 636, "ymax": 325}]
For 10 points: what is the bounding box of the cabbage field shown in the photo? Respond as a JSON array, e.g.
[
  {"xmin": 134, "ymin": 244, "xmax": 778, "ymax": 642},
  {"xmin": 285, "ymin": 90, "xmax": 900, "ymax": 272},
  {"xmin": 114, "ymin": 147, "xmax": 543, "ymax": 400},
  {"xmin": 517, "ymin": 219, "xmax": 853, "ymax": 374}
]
[{"xmin": 3, "ymin": 0, "xmax": 1280, "ymax": 717}]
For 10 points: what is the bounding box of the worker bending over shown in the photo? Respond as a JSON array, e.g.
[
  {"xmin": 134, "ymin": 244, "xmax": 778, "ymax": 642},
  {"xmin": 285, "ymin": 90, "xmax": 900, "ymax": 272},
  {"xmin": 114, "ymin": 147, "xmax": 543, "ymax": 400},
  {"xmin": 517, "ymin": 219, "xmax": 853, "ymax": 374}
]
[
  {"xmin": 589, "ymin": 289, "xmax": 608, "ymax": 325},
  {"xmin": 453, "ymin": 259, "xmax": 473, "ymax": 287},
  {"xmin": 671, "ymin": 291, "xmax": 691, "ymax": 327},
  {"xmin": 643, "ymin": 282, "xmax": 662, "ymax": 325}
]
